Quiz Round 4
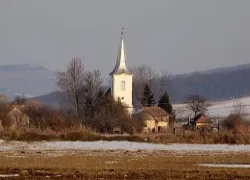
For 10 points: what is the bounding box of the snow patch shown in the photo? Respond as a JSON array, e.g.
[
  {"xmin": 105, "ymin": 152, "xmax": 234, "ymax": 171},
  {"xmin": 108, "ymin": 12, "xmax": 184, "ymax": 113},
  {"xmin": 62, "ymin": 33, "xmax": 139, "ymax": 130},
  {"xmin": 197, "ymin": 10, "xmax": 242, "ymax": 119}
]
[
  {"xmin": 199, "ymin": 163, "xmax": 250, "ymax": 168},
  {"xmin": 1, "ymin": 140, "xmax": 250, "ymax": 152},
  {"xmin": 0, "ymin": 174, "xmax": 20, "ymax": 178}
]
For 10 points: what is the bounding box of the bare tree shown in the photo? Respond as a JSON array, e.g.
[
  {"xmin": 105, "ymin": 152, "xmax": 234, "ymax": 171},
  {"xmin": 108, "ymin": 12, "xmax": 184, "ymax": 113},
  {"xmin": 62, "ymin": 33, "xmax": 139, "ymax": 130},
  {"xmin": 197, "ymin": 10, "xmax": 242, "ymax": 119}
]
[
  {"xmin": 221, "ymin": 99, "xmax": 247, "ymax": 132},
  {"xmin": 184, "ymin": 94, "xmax": 208, "ymax": 118},
  {"xmin": 56, "ymin": 58, "xmax": 85, "ymax": 118},
  {"xmin": 131, "ymin": 65, "xmax": 157, "ymax": 101},
  {"xmin": 82, "ymin": 70, "xmax": 102, "ymax": 117},
  {"xmin": 13, "ymin": 95, "xmax": 26, "ymax": 106},
  {"xmin": 56, "ymin": 58, "xmax": 102, "ymax": 119},
  {"xmin": 131, "ymin": 65, "xmax": 170, "ymax": 105},
  {"xmin": 131, "ymin": 65, "xmax": 158, "ymax": 85},
  {"xmin": 158, "ymin": 71, "xmax": 171, "ymax": 95},
  {"xmin": 0, "ymin": 94, "xmax": 8, "ymax": 104},
  {"xmin": 231, "ymin": 99, "xmax": 246, "ymax": 117}
]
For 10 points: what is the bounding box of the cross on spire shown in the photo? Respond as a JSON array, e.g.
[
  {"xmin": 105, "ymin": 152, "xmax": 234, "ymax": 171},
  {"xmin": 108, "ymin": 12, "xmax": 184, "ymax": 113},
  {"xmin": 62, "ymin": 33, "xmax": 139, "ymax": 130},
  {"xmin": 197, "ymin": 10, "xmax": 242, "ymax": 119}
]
[{"xmin": 121, "ymin": 28, "xmax": 124, "ymax": 37}]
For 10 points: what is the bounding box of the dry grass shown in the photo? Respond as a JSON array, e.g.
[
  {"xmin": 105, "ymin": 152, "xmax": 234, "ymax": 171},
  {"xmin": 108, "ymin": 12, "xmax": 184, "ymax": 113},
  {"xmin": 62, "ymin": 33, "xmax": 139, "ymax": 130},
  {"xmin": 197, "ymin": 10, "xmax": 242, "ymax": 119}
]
[
  {"xmin": 0, "ymin": 127, "xmax": 146, "ymax": 143},
  {"xmin": 142, "ymin": 130, "xmax": 250, "ymax": 144},
  {"xmin": 0, "ymin": 150, "xmax": 250, "ymax": 179},
  {"xmin": 1, "ymin": 127, "xmax": 250, "ymax": 144},
  {"xmin": 0, "ymin": 128, "xmax": 99, "ymax": 141}
]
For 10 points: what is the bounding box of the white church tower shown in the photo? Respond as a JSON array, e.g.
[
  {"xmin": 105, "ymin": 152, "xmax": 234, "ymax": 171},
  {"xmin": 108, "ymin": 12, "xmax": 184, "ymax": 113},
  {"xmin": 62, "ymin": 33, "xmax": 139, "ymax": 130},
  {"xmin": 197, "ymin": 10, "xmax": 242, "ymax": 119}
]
[{"xmin": 110, "ymin": 29, "xmax": 133, "ymax": 115}]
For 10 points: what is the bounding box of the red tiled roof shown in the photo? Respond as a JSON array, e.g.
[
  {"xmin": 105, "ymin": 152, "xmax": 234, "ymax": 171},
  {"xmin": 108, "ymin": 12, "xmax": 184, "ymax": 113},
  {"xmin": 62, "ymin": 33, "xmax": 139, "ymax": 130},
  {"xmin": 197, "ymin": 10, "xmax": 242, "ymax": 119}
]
[
  {"xmin": 196, "ymin": 115, "xmax": 212, "ymax": 123},
  {"xmin": 143, "ymin": 106, "xmax": 170, "ymax": 117}
]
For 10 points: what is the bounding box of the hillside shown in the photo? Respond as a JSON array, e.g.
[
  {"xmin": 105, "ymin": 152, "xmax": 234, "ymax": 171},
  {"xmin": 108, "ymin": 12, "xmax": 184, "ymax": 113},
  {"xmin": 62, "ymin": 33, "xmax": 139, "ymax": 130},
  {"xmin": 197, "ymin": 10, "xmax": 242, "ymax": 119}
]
[
  {"xmin": 1, "ymin": 63, "xmax": 250, "ymax": 105},
  {"xmin": 30, "ymin": 91, "xmax": 61, "ymax": 108},
  {"xmin": 169, "ymin": 64, "xmax": 250, "ymax": 103},
  {"xmin": 0, "ymin": 64, "xmax": 57, "ymax": 99}
]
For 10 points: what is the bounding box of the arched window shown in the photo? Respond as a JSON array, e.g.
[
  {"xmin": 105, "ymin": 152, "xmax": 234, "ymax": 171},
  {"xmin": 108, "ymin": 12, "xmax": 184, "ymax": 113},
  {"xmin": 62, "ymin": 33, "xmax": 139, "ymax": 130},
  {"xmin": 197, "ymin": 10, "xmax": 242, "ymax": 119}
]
[{"xmin": 121, "ymin": 81, "xmax": 126, "ymax": 91}]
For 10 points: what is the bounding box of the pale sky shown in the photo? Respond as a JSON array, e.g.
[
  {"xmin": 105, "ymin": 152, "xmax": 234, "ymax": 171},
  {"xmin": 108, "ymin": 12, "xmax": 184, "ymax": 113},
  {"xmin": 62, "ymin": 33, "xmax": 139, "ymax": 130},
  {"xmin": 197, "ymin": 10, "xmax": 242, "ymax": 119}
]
[{"xmin": 1, "ymin": 0, "xmax": 250, "ymax": 75}]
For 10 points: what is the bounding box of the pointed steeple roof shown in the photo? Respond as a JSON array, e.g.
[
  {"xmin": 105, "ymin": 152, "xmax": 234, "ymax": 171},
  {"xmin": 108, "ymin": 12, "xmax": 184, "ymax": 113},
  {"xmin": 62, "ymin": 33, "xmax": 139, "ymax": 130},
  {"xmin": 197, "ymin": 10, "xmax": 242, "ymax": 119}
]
[{"xmin": 110, "ymin": 29, "xmax": 132, "ymax": 75}]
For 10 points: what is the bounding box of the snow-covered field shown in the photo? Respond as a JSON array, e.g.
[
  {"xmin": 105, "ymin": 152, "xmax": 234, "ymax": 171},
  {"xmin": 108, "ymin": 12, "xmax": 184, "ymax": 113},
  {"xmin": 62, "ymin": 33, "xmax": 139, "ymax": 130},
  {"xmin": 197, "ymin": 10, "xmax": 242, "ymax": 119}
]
[
  {"xmin": 173, "ymin": 96, "xmax": 250, "ymax": 118},
  {"xmin": 0, "ymin": 140, "xmax": 250, "ymax": 152}
]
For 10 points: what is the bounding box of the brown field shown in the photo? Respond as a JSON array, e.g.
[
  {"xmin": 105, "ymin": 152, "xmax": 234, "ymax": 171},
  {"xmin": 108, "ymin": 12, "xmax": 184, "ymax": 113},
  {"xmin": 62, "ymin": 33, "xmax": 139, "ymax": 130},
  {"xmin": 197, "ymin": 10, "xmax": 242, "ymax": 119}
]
[{"xmin": 0, "ymin": 150, "xmax": 250, "ymax": 179}]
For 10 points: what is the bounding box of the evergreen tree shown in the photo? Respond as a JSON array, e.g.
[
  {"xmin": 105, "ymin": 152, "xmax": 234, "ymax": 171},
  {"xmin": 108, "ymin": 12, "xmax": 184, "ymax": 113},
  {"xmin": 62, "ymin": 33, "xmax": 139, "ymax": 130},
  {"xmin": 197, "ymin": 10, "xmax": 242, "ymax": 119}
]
[
  {"xmin": 158, "ymin": 92, "xmax": 173, "ymax": 114},
  {"xmin": 141, "ymin": 84, "xmax": 156, "ymax": 107}
]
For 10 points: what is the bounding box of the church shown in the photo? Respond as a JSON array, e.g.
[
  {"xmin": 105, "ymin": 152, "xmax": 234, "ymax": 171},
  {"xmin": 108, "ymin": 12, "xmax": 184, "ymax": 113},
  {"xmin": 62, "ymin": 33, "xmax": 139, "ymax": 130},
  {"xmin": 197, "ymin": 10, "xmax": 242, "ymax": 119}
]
[
  {"xmin": 110, "ymin": 30, "xmax": 133, "ymax": 115},
  {"xmin": 109, "ymin": 30, "xmax": 170, "ymax": 133}
]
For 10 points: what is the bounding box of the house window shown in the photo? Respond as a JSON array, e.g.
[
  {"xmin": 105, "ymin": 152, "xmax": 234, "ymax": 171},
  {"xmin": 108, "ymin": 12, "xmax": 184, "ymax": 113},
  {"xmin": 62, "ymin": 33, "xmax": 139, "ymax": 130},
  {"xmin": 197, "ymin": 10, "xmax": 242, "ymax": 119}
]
[{"xmin": 121, "ymin": 81, "xmax": 126, "ymax": 91}]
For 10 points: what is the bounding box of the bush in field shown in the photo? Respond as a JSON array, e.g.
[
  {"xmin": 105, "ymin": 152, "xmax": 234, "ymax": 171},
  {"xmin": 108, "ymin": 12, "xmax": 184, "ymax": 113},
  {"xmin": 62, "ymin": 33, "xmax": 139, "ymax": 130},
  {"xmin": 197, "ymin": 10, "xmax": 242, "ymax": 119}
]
[
  {"xmin": 222, "ymin": 99, "xmax": 249, "ymax": 133},
  {"xmin": 0, "ymin": 102, "xmax": 9, "ymax": 120},
  {"xmin": 23, "ymin": 104, "xmax": 76, "ymax": 131},
  {"xmin": 85, "ymin": 92, "xmax": 142, "ymax": 134},
  {"xmin": 0, "ymin": 102, "xmax": 12, "ymax": 127},
  {"xmin": 222, "ymin": 114, "xmax": 248, "ymax": 133}
]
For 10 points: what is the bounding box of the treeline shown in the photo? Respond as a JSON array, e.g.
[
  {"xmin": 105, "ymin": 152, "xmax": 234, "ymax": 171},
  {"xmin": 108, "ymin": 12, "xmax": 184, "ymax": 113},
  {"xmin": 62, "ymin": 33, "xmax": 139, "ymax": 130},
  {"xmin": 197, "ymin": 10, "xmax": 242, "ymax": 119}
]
[
  {"xmin": 0, "ymin": 58, "xmax": 174, "ymax": 136},
  {"xmin": 169, "ymin": 67, "xmax": 250, "ymax": 103},
  {"xmin": 55, "ymin": 58, "xmax": 144, "ymax": 133},
  {"xmin": 54, "ymin": 58, "xmax": 173, "ymax": 133}
]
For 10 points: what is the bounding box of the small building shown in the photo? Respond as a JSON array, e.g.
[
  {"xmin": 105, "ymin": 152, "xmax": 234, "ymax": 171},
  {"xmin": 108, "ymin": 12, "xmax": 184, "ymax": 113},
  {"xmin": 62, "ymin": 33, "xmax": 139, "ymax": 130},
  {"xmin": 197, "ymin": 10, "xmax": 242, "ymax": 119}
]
[
  {"xmin": 134, "ymin": 106, "xmax": 170, "ymax": 133},
  {"xmin": 3, "ymin": 105, "xmax": 30, "ymax": 130},
  {"xmin": 191, "ymin": 114, "xmax": 213, "ymax": 129},
  {"xmin": 113, "ymin": 126, "xmax": 122, "ymax": 134}
]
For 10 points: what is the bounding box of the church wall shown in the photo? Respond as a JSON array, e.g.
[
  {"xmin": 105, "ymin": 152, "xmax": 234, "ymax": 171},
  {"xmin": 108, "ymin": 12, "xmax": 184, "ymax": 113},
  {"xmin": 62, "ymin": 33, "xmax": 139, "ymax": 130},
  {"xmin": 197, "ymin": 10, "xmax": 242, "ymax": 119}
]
[{"xmin": 112, "ymin": 73, "xmax": 133, "ymax": 108}]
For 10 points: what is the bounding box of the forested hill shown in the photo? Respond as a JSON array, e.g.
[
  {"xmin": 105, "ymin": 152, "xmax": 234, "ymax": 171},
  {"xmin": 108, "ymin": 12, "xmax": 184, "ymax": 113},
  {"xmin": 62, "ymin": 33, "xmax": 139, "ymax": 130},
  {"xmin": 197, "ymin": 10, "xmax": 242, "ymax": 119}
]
[
  {"xmin": 34, "ymin": 63, "xmax": 250, "ymax": 106},
  {"xmin": 1, "ymin": 63, "xmax": 250, "ymax": 105},
  {"xmin": 169, "ymin": 64, "xmax": 250, "ymax": 103}
]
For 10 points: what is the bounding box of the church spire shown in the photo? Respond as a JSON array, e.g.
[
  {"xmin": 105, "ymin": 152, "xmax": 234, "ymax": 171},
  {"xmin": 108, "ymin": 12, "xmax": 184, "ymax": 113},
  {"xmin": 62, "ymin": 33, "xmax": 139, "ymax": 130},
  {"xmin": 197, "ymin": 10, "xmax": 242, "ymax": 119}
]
[{"xmin": 110, "ymin": 28, "xmax": 131, "ymax": 75}]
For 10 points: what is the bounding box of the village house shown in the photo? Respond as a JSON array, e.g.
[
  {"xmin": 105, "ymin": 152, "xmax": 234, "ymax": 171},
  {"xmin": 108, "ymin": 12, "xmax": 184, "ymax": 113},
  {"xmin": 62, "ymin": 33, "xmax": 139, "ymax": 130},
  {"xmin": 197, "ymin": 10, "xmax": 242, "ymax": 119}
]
[
  {"xmin": 190, "ymin": 114, "xmax": 213, "ymax": 130},
  {"xmin": 1, "ymin": 105, "xmax": 30, "ymax": 130},
  {"xmin": 134, "ymin": 106, "xmax": 170, "ymax": 133}
]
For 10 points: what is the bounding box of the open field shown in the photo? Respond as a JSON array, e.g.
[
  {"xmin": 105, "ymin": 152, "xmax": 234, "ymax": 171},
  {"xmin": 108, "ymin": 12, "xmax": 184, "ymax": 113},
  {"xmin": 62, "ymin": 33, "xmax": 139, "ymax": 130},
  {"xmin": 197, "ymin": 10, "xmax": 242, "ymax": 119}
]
[{"xmin": 0, "ymin": 141, "xmax": 250, "ymax": 179}]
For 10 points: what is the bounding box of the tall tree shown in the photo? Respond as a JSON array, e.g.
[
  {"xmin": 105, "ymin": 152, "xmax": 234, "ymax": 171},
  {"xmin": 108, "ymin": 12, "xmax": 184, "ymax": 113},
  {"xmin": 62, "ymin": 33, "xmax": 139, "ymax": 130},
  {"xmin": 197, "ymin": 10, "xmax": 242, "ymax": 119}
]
[
  {"xmin": 158, "ymin": 92, "xmax": 172, "ymax": 114},
  {"xmin": 56, "ymin": 58, "xmax": 102, "ymax": 119},
  {"xmin": 131, "ymin": 65, "xmax": 170, "ymax": 103},
  {"xmin": 56, "ymin": 58, "xmax": 85, "ymax": 118},
  {"xmin": 141, "ymin": 84, "xmax": 156, "ymax": 107},
  {"xmin": 184, "ymin": 94, "xmax": 208, "ymax": 118},
  {"xmin": 82, "ymin": 70, "xmax": 102, "ymax": 117}
]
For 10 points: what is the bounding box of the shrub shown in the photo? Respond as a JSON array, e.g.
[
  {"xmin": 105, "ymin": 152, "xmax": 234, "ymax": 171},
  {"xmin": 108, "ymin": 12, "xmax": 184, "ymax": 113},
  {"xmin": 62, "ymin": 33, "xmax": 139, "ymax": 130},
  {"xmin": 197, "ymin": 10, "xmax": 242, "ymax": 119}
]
[
  {"xmin": 222, "ymin": 114, "xmax": 248, "ymax": 133},
  {"xmin": 84, "ymin": 94, "xmax": 143, "ymax": 134}
]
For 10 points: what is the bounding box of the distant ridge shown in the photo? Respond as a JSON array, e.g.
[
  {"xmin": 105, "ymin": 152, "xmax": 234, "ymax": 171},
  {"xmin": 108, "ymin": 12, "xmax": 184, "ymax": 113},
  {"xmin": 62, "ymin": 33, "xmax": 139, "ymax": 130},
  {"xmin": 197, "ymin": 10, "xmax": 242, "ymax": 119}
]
[
  {"xmin": 0, "ymin": 64, "xmax": 49, "ymax": 72},
  {"xmin": 0, "ymin": 64, "xmax": 57, "ymax": 100},
  {"xmin": 168, "ymin": 63, "xmax": 250, "ymax": 103},
  {"xmin": 30, "ymin": 91, "xmax": 61, "ymax": 108},
  {"xmin": 1, "ymin": 63, "xmax": 250, "ymax": 104},
  {"xmin": 171, "ymin": 63, "xmax": 250, "ymax": 77}
]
